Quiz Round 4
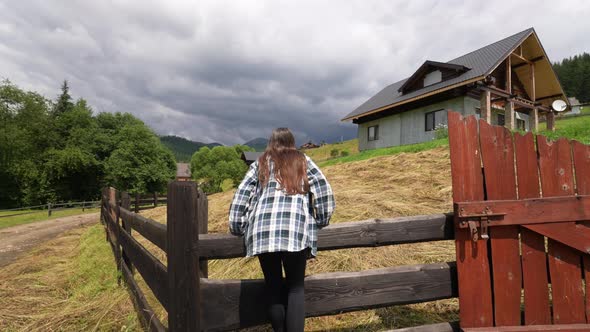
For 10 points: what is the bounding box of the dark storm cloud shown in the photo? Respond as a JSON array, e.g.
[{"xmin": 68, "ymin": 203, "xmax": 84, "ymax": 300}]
[{"xmin": 1, "ymin": 0, "xmax": 589, "ymax": 145}]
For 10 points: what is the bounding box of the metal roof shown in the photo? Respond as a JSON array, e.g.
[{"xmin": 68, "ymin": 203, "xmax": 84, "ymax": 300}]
[{"xmin": 342, "ymin": 28, "xmax": 535, "ymax": 121}]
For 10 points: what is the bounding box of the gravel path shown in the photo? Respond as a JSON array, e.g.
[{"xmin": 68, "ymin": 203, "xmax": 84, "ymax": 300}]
[{"xmin": 0, "ymin": 213, "xmax": 99, "ymax": 267}]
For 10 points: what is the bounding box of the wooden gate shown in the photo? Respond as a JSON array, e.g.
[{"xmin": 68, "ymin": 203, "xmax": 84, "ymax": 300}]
[{"xmin": 448, "ymin": 111, "xmax": 590, "ymax": 331}]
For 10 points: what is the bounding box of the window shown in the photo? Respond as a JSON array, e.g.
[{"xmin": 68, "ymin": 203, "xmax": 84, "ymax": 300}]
[
  {"xmin": 368, "ymin": 125, "xmax": 379, "ymax": 141},
  {"xmin": 497, "ymin": 113, "xmax": 505, "ymax": 126},
  {"xmin": 423, "ymin": 70, "xmax": 442, "ymax": 86},
  {"xmin": 425, "ymin": 109, "xmax": 446, "ymax": 131},
  {"xmin": 517, "ymin": 119, "xmax": 526, "ymax": 131}
]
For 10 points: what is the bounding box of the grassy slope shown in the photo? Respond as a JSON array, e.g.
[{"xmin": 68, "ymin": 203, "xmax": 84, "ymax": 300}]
[
  {"xmin": 541, "ymin": 114, "xmax": 590, "ymax": 144},
  {"xmin": 0, "ymin": 208, "xmax": 99, "ymax": 230},
  {"xmin": 0, "ymin": 224, "xmax": 138, "ymax": 331}
]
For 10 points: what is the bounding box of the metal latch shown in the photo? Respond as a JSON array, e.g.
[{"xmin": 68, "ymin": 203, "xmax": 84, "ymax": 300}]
[{"xmin": 458, "ymin": 206, "xmax": 505, "ymax": 241}]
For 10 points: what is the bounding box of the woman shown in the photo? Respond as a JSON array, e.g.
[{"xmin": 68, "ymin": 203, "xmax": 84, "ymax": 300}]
[{"xmin": 229, "ymin": 128, "xmax": 335, "ymax": 332}]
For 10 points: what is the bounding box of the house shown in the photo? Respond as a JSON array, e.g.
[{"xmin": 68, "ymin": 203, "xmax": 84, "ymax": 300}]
[
  {"xmin": 568, "ymin": 97, "xmax": 582, "ymax": 115},
  {"xmin": 300, "ymin": 141, "xmax": 320, "ymax": 149},
  {"xmin": 241, "ymin": 151, "xmax": 263, "ymax": 166},
  {"xmin": 342, "ymin": 28, "xmax": 568, "ymax": 151},
  {"xmin": 176, "ymin": 163, "xmax": 191, "ymax": 181}
]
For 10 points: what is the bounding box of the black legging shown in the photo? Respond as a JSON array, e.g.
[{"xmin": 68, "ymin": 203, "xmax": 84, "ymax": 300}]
[{"xmin": 257, "ymin": 249, "xmax": 307, "ymax": 332}]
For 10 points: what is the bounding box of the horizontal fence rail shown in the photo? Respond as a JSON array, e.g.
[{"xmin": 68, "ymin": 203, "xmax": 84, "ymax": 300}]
[
  {"xmin": 0, "ymin": 200, "xmax": 100, "ymax": 218},
  {"xmin": 101, "ymin": 183, "xmax": 459, "ymax": 332},
  {"xmin": 201, "ymin": 262, "xmax": 458, "ymax": 330},
  {"xmin": 199, "ymin": 213, "xmax": 454, "ymax": 259}
]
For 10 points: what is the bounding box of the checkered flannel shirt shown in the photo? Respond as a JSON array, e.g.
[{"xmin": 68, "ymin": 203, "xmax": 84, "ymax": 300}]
[{"xmin": 229, "ymin": 155, "xmax": 335, "ymax": 257}]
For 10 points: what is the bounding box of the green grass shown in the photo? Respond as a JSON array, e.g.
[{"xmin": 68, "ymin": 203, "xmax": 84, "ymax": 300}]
[
  {"xmin": 319, "ymin": 138, "xmax": 449, "ymax": 167},
  {"xmin": 541, "ymin": 114, "xmax": 590, "ymax": 144},
  {"xmin": 304, "ymin": 139, "xmax": 359, "ymax": 163},
  {"xmin": 0, "ymin": 208, "xmax": 99, "ymax": 230}
]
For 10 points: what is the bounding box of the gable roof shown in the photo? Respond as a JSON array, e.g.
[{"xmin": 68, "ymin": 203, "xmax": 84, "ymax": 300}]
[
  {"xmin": 397, "ymin": 60, "xmax": 470, "ymax": 93},
  {"xmin": 342, "ymin": 28, "xmax": 535, "ymax": 121}
]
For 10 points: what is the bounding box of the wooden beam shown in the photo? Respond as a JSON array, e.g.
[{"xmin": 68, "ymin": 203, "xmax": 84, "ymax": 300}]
[
  {"xmin": 455, "ymin": 195, "xmax": 590, "ymax": 228},
  {"xmin": 199, "ymin": 213, "xmax": 454, "ymax": 260},
  {"xmin": 505, "ymin": 55, "xmax": 512, "ymax": 93},
  {"xmin": 511, "ymin": 55, "xmax": 544, "ymax": 69},
  {"xmin": 531, "ymin": 107, "xmax": 539, "ymax": 131},
  {"xmin": 200, "ymin": 262, "xmax": 458, "ymax": 331},
  {"xmin": 506, "ymin": 100, "xmax": 515, "ymax": 130},
  {"xmin": 525, "ymin": 222, "xmax": 590, "ymax": 255},
  {"xmin": 117, "ymin": 222, "xmax": 169, "ymax": 310},
  {"xmin": 481, "ymin": 90, "xmax": 491, "ymax": 123},
  {"xmin": 120, "ymin": 208, "xmax": 167, "ymax": 252},
  {"xmin": 167, "ymin": 181, "xmax": 201, "ymax": 332},
  {"xmin": 547, "ymin": 111, "xmax": 555, "ymax": 131},
  {"xmin": 120, "ymin": 263, "xmax": 167, "ymax": 332},
  {"xmin": 530, "ymin": 62, "xmax": 536, "ymax": 102},
  {"xmin": 511, "ymin": 52, "xmax": 531, "ymax": 64}
]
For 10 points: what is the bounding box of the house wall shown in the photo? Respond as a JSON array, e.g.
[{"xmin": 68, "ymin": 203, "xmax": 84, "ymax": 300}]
[{"xmin": 358, "ymin": 96, "xmax": 467, "ymax": 151}]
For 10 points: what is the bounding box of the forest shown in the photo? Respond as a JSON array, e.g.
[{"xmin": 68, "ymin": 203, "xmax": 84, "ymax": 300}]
[
  {"xmin": 553, "ymin": 52, "xmax": 590, "ymax": 103},
  {"xmin": 0, "ymin": 80, "xmax": 176, "ymax": 208}
]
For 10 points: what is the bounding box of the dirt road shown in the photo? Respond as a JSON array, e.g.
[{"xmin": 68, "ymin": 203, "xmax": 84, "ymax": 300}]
[{"xmin": 0, "ymin": 213, "xmax": 99, "ymax": 267}]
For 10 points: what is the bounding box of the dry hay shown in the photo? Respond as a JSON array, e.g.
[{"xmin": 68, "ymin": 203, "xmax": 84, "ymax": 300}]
[
  {"xmin": 0, "ymin": 146, "xmax": 457, "ymax": 331},
  {"xmin": 0, "ymin": 225, "xmax": 139, "ymax": 331},
  {"xmin": 145, "ymin": 146, "xmax": 458, "ymax": 330}
]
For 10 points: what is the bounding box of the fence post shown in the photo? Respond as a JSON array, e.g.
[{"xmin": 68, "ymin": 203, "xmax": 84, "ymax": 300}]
[
  {"xmin": 153, "ymin": 192, "xmax": 158, "ymax": 207},
  {"xmin": 47, "ymin": 203, "xmax": 52, "ymax": 217},
  {"xmin": 197, "ymin": 187, "xmax": 208, "ymax": 278},
  {"xmin": 167, "ymin": 181, "xmax": 201, "ymax": 332},
  {"xmin": 109, "ymin": 188, "xmax": 122, "ymax": 275},
  {"xmin": 135, "ymin": 193, "xmax": 140, "ymax": 213},
  {"xmin": 120, "ymin": 192, "xmax": 134, "ymax": 274}
]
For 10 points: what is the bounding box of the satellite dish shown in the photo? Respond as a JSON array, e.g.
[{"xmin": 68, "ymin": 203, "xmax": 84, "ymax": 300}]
[{"xmin": 552, "ymin": 99, "xmax": 567, "ymax": 112}]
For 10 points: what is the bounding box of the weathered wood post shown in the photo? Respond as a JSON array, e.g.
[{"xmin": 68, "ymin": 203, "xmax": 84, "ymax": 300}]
[
  {"xmin": 197, "ymin": 187, "xmax": 208, "ymax": 278},
  {"xmin": 167, "ymin": 181, "xmax": 201, "ymax": 332},
  {"xmin": 153, "ymin": 192, "xmax": 158, "ymax": 207},
  {"xmin": 47, "ymin": 203, "xmax": 52, "ymax": 217},
  {"xmin": 135, "ymin": 193, "xmax": 140, "ymax": 213},
  {"xmin": 120, "ymin": 191, "xmax": 134, "ymax": 274},
  {"xmin": 109, "ymin": 187, "xmax": 122, "ymax": 274}
]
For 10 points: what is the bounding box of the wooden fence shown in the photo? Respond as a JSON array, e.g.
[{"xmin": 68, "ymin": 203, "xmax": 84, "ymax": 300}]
[{"xmin": 101, "ymin": 182, "xmax": 461, "ymax": 332}]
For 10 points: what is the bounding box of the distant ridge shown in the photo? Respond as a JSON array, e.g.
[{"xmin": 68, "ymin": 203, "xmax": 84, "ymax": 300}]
[
  {"xmin": 244, "ymin": 137, "xmax": 268, "ymax": 152},
  {"xmin": 160, "ymin": 135, "xmax": 221, "ymax": 162}
]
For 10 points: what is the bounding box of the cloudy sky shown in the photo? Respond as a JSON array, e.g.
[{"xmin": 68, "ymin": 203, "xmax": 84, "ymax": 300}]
[{"xmin": 1, "ymin": 1, "xmax": 589, "ymax": 145}]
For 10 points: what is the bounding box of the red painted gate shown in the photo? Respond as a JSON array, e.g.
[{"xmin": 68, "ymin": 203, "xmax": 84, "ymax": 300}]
[{"xmin": 448, "ymin": 111, "xmax": 590, "ymax": 331}]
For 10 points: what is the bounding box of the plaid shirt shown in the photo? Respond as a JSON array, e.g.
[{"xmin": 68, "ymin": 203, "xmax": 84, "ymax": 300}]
[{"xmin": 229, "ymin": 155, "xmax": 335, "ymax": 257}]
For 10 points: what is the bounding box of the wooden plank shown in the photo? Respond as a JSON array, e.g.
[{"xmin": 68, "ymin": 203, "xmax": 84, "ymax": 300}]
[
  {"xmin": 572, "ymin": 140, "xmax": 590, "ymax": 322},
  {"xmin": 584, "ymin": 256, "xmax": 590, "ymax": 323},
  {"xmin": 200, "ymin": 262, "xmax": 457, "ymax": 331},
  {"xmin": 478, "ymin": 119, "xmax": 521, "ymax": 325},
  {"xmin": 455, "ymin": 195, "xmax": 590, "ymax": 226},
  {"xmin": 463, "ymin": 323, "xmax": 590, "ymax": 331},
  {"xmin": 198, "ymin": 213, "xmax": 454, "ymax": 259},
  {"xmin": 537, "ymin": 135, "xmax": 585, "ymax": 324},
  {"xmin": 197, "ymin": 187, "xmax": 208, "ymax": 278},
  {"xmin": 447, "ymin": 111, "xmax": 493, "ymax": 328},
  {"xmin": 530, "ymin": 62, "xmax": 536, "ymax": 102},
  {"xmin": 531, "ymin": 108, "xmax": 539, "ymax": 132},
  {"xmin": 120, "ymin": 208, "xmax": 167, "ymax": 252},
  {"xmin": 121, "ymin": 262, "xmax": 166, "ymax": 332},
  {"xmin": 167, "ymin": 181, "xmax": 201, "ymax": 332},
  {"xmin": 120, "ymin": 192, "xmax": 133, "ymax": 274},
  {"xmin": 514, "ymin": 132, "xmax": 551, "ymax": 325},
  {"xmin": 481, "ymin": 91, "xmax": 492, "ymax": 123},
  {"xmin": 524, "ymin": 222, "xmax": 590, "ymax": 254},
  {"xmin": 572, "ymin": 141, "xmax": 590, "ymax": 196},
  {"xmin": 117, "ymin": 223, "xmax": 169, "ymax": 310}
]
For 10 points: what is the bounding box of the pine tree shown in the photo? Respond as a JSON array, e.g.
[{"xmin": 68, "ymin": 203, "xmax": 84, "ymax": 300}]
[{"xmin": 53, "ymin": 80, "xmax": 74, "ymax": 116}]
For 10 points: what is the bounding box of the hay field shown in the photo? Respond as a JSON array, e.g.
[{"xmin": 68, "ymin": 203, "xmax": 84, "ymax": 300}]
[{"xmin": 0, "ymin": 146, "xmax": 457, "ymax": 331}]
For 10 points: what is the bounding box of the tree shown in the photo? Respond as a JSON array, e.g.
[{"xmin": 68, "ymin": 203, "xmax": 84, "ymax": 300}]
[
  {"xmin": 190, "ymin": 145, "xmax": 253, "ymax": 193},
  {"xmin": 53, "ymin": 80, "xmax": 74, "ymax": 116},
  {"xmin": 104, "ymin": 124, "xmax": 176, "ymax": 194}
]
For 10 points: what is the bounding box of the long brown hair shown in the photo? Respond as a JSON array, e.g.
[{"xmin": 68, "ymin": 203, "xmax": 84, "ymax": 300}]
[{"xmin": 258, "ymin": 128, "xmax": 309, "ymax": 195}]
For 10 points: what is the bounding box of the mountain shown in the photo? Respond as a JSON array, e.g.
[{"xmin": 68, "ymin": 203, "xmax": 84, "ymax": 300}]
[
  {"xmin": 243, "ymin": 137, "xmax": 268, "ymax": 151},
  {"xmin": 160, "ymin": 135, "xmax": 221, "ymax": 162}
]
